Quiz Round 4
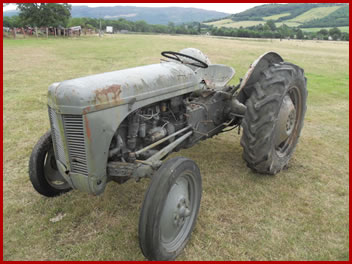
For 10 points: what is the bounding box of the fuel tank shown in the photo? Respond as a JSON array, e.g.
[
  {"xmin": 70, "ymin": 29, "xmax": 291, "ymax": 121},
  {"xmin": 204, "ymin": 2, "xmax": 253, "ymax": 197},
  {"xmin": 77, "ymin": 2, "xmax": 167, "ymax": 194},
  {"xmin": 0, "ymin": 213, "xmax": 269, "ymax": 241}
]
[{"xmin": 48, "ymin": 61, "xmax": 199, "ymax": 114}]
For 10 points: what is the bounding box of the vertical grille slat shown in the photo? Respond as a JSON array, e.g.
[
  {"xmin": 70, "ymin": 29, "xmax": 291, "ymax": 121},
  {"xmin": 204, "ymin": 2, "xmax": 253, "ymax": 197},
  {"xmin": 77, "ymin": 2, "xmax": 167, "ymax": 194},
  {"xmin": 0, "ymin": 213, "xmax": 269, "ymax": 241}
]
[
  {"xmin": 48, "ymin": 107, "xmax": 88, "ymax": 176},
  {"xmin": 63, "ymin": 115, "xmax": 88, "ymax": 176},
  {"xmin": 49, "ymin": 107, "xmax": 67, "ymax": 165}
]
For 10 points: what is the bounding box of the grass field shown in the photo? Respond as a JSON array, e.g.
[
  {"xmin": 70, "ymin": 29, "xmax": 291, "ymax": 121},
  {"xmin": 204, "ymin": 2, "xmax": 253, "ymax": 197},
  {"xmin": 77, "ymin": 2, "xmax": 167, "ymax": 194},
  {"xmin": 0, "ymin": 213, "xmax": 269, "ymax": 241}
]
[
  {"xmin": 206, "ymin": 19, "xmax": 302, "ymax": 29},
  {"xmin": 3, "ymin": 34, "xmax": 349, "ymax": 260},
  {"xmin": 205, "ymin": 20, "xmax": 265, "ymax": 28},
  {"xmin": 205, "ymin": 18, "xmax": 234, "ymax": 27},
  {"xmin": 263, "ymin": 13, "xmax": 291, "ymax": 21},
  {"xmin": 301, "ymin": 26, "xmax": 349, "ymax": 33},
  {"xmin": 205, "ymin": 6, "xmax": 346, "ymax": 30},
  {"xmin": 286, "ymin": 6, "xmax": 341, "ymax": 24},
  {"xmin": 275, "ymin": 21, "xmax": 302, "ymax": 28}
]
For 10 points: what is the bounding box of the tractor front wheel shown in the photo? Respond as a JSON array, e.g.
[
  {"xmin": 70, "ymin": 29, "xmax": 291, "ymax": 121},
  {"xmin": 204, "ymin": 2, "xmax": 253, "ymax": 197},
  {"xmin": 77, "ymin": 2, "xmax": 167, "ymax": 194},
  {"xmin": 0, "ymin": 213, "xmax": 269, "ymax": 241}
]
[
  {"xmin": 139, "ymin": 157, "xmax": 202, "ymax": 260},
  {"xmin": 241, "ymin": 62, "xmax": 307, "ymax": 174},
  {"xmin": 29, "ymin": 131, "xmax": 72, "ymax": 197}
]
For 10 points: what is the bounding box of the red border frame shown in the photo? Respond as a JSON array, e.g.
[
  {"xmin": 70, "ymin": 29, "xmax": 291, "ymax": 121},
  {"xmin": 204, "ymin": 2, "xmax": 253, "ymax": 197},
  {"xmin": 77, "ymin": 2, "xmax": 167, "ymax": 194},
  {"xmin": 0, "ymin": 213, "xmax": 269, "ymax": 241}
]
[{"xmin": 2, "ymin": 0, "xmax": 350, "ymax": 262}]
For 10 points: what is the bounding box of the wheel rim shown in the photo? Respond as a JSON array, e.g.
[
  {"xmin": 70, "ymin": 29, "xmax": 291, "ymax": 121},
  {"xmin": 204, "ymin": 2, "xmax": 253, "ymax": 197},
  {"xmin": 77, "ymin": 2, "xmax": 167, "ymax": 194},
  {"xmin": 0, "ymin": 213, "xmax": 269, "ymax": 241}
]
[
  {"xmin": 159, "ymin": 171, "xmax": 198, "ymax": 252},
  {"xmin": 275, "ymin": 86, "xmax": 303, "ymax": 156},
  {"xmin": 44, "ymin": 147, "xmax": 70, "ymax": 190}
]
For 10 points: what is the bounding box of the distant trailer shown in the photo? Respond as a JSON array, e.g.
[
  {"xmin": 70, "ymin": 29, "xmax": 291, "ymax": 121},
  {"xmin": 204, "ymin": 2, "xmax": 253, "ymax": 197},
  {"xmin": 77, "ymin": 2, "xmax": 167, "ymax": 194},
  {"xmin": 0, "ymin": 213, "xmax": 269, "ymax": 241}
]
[
  {"xmin": 70, "ymin": 26, "xmax": 81, "ymax": 31},
  {"xmin": 106, "ymin": 26, "xmax": 113, "ymax": 33}
]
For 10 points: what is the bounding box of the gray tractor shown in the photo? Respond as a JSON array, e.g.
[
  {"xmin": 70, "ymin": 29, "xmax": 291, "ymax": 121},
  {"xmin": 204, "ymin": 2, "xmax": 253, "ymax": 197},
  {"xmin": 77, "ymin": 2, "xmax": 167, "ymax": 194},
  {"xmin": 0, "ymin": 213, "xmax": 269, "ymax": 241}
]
[{"xmin": 29, "ymin": 48, "xmax": 307, "ymax": 260}]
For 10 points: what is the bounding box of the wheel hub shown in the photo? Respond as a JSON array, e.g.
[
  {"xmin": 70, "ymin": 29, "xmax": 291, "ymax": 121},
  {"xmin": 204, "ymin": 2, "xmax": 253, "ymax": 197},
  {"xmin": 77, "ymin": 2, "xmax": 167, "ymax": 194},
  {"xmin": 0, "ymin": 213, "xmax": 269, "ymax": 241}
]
[
  {"xmin": 44, "ymin": 148, "xmax": 71, "ymax": 190},
  {"xmin": 174, "ymin": 197, "xmax": 191, "ymax": 227},
  {"xmin": 275, "ymin": 95, "xmax": 296, "ymax": 147},
  {"xmin": 160, "ymin": 176, "xmax": 193, "ymax": 245}
]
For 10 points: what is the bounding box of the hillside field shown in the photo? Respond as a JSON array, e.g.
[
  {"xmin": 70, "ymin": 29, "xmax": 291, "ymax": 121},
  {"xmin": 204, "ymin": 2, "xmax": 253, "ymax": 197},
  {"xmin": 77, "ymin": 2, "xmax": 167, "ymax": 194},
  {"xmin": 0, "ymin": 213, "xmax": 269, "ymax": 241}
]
[
  {"xmin": 3, "ymin": 34, "xmax": 349, "ymax": 261},
  {"xmin": 301, "ymin": 26, "xmax": 349, "ymax": 33},
  {"xmin": 285, "ymin": 6, "xmax": 341, "ymax": 23},
  {"xmin": 205, "ymin": 18, "xmax": 349, "ymax": 33},
  {"xmin": 205, "ymin": 19, "xmax": 302, "ymax": 29},
  {"xmin": 205, "ymin": 5, "xmax": 348, "ymax": 31}
]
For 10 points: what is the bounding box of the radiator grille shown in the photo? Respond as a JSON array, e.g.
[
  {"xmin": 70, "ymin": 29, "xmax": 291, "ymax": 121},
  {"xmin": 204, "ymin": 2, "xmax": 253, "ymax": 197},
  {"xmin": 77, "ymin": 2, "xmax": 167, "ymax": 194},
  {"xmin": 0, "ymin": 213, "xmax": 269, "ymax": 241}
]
[
  {"xmin": 48, "ymin": 107, "xmax": 67, "ymax": 165},
  {"xmin": 63, "ymin": 115, "xmax": 88, "ymax": 175}
]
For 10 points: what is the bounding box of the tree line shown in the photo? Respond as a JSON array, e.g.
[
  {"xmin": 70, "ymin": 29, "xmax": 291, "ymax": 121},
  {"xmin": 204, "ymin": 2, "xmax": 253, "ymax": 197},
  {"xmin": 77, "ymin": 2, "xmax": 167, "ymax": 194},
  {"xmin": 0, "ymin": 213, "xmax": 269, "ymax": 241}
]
[{"xmin": 206, "ymin": 21, "xmax": 349, "ymax": 41}]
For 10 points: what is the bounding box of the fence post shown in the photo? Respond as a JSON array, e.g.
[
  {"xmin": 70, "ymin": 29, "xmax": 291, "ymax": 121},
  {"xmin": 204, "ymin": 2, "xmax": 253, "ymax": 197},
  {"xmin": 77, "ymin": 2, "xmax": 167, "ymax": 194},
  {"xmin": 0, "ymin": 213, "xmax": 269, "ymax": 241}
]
[
  {"xmin": 13, "ymin": 28, "xmax": 16, "ymax": 39},
  {"xmin": 35, "ymin": 27, "xmax": 38, "ymax": 38},
  {"xmin": 46, "ymin": 27, "xmax": 48, "ymax": 38}
]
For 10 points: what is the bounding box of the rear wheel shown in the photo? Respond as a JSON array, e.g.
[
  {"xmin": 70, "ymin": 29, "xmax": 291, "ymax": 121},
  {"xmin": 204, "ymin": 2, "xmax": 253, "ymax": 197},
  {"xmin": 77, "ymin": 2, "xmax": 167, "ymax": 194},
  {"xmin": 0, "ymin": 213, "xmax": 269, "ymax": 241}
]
[
  {"xmin": 139, "ymin": 157, "xmax": 202, "ymax": 260},
  {"xmin": 29, "ymin": 131, "xmax": 71, "ymax": 197},
  {"xmin": 240, "ymin": 62, "xmax": 307, "ymax": 174}
]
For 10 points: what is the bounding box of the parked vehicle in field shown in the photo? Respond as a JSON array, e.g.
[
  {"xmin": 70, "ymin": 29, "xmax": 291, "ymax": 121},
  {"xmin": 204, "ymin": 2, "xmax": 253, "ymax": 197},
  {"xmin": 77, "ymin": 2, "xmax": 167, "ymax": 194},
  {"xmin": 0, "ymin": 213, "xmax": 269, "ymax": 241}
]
[{"xmin": 29, "ymin": 48, "xmax": 307, "ymax": 260}]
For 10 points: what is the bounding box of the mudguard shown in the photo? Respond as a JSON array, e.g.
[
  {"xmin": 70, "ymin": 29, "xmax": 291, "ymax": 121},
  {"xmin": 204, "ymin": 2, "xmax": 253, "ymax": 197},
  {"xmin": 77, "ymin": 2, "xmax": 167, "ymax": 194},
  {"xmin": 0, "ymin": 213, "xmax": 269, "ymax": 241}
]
[{"xmin": 238, "ymin": 52, "xmax": 283, "ymax": 94}]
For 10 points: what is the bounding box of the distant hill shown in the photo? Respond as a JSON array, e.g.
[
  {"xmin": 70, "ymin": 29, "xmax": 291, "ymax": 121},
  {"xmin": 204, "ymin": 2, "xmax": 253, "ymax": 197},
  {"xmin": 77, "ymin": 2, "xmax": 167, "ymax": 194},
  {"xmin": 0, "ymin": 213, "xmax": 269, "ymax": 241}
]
[
  {"xmin": 205, "ymin": 3, "xmax": 349, "ymax": 31},
  {"xmin": 3, "ymin": 5, "xmax": 229, "ymax": 25}
]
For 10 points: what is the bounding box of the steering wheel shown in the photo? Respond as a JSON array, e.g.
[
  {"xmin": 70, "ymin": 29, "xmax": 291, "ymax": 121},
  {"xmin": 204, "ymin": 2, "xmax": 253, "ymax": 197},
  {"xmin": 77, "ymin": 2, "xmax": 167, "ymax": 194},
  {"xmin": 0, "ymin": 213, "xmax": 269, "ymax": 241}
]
[{"xmin": 161, "ymin": 51, "xmax": 208, "ymax": 68}]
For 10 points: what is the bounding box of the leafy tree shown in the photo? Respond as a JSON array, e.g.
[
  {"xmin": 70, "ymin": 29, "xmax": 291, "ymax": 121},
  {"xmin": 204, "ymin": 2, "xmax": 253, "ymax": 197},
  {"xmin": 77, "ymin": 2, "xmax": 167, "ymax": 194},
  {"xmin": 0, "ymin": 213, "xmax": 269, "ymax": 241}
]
[
  {"xmin": 329, "ymin": 27, "xmax": 341, "ymax": 38},
  {"xmin": 265, "ymin": 20, "xmax": 276, "ymax": 31},
  {"xmin": 263, "ymin": 23, "xmax": 271, "ymax": 32},
  {"xmin": 135, "ymin": 20, "xmax": 149, "ymax": 32},
  {"xmin": 3, "ymin": 16, "xmax": 23, "ymax": 28},
  {"xmin": 318, "ymin": 29, "xmax": 328, "ymax": 35},
  {"xmin": 168, "ymin": 22, "xmax": 176, "ymax": 34},
  {"xmin": 341, "ymin": 32, "xmax": 349, "ymax": 41},
  {"xmin": 278, "ymin": 24, "xmax": 292, "ymax": 38},
  {"xmin": 16, "ymin": 3, "xmax": 71, "ymax": 27},
  {"xmin": 296, "ymin": 29, "xmax": 304, "ymax": 39}
]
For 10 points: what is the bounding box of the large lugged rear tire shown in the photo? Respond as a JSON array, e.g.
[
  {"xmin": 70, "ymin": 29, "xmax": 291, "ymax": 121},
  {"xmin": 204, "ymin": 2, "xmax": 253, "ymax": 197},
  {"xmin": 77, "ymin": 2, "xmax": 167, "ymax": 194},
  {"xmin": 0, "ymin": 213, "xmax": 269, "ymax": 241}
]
[
  {"xmin": 139, "ymin": 157, "xmax": 202, "ymax": 260},
  {"xmin": 240, "ymin": 62, "xmax": 307, "ymax": 174},
  {"xmin": 29, "ymin": 131, "xmax": 72, "ymax": 197}
]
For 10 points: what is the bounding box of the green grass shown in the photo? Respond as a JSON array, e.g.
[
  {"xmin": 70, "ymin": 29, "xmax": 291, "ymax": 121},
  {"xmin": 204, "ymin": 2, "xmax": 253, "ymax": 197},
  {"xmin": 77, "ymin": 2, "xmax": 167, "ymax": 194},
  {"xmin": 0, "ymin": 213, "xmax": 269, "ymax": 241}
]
[
  {"xmin": 205, "ymin": 20, "xmax": 265, "ymax": 28},
  {"xmin": 263, "ymin": 12, "xmax": 291, "ymax": 21},
  {"xmin": 205, "ymin": 18, "xmax": 234, "ymax": 26},
  {"xmin": 301, "ymin": 26, "xmax": 349, "ymax": 33},
  {"xmin": 206, "ymin": 20, "xmax": 307, "ymax": 29},
  {"xmin": 209, "ymin": 6, "xmax": 344, "ymax": 30},
  {"xmin": 286, "ymin": 6, "xmax": 341, "ymax": 23},
  {"xmin": 275, "ymin": 21, "xmax": 302, "ymax": 28},
  {"xmin": 3, "ymin": 35, "xmax": 349, "ymax": 261}
]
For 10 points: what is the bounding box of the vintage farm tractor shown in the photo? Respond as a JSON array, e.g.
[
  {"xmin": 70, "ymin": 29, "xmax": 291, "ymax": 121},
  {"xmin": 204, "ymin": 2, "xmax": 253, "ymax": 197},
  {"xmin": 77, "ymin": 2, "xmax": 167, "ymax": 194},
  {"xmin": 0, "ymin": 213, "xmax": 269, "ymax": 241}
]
[{"xmin": 29, "ymin": 48, "xmax": 307, "ymax": 260}]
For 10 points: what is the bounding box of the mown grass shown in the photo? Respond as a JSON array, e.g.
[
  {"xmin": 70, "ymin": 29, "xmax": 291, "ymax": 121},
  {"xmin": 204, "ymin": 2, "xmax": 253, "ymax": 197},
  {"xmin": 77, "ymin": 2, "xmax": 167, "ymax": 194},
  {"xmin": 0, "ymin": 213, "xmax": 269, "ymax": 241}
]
[
  {"xmin": 205, "ymin": 18, "xmax": 234, "ymax": 27},
  {"xmin": 286, "ymin": 6, "xmax": 341, "ymax": 24},
  {"xmin": 263, "ymin": 12, "xmax": 291, "ymax": 21},
  {"xmin": 205, "ymin": 20, "xmax": 264, "ymax": 28},
  {"xmin": 205, "ymin": 7, "xmax": 349, "ymax": 31},
  {"xmin": 3, "ymin": 34, "xmax": 349, "ymax": 260},
  {"xmin": 206, "ymin": 19, "xmax": 301, "ymax": 29},
  {"xmin": 301, "ymin": 26, "xmax": 349, "ymax": 33}
]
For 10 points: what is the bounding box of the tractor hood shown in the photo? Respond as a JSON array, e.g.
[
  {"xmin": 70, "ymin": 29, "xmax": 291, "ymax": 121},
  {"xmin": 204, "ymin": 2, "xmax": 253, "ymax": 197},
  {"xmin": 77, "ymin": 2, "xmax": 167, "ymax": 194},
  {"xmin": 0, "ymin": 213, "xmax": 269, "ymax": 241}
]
[{"xmin": 48, "ymin": 62, "xmax": 198, "ymax": 114}]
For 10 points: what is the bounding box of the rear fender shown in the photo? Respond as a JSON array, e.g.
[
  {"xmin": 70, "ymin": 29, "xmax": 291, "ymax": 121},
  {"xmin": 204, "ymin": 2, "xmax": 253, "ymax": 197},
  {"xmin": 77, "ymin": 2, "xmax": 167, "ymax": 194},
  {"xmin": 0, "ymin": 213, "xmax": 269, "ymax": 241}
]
[{"xmin": 237, "ymin": 52, "xmax": 283, "ymax": 102}]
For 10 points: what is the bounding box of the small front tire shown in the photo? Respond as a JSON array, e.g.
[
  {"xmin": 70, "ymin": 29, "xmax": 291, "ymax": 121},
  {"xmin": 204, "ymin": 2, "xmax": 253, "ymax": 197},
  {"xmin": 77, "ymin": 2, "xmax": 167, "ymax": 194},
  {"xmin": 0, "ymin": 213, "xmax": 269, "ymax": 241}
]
[
  {"xmin": 139, "ymin": 157, "xmax": 202, "ymax": 260},
  {"xmin": 29, "ymin": 131, "xmax": 72, "ymax": 197}
]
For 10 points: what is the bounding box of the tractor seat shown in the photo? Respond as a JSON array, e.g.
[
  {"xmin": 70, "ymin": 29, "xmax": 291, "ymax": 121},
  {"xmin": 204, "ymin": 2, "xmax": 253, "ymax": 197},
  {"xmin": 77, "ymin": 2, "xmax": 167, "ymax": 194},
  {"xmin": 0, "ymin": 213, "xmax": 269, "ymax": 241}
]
[{"xmin": 195, "ymin": 64, "xmax": 235, "ymax": 90}]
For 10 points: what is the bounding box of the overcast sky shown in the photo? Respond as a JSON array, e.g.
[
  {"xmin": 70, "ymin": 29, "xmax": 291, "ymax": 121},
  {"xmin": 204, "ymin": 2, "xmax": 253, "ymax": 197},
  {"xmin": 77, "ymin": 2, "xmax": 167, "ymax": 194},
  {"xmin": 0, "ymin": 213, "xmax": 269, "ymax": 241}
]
[{"xmin": 3, "ymin": 3, "xmax": 264, "ymax": 14}]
